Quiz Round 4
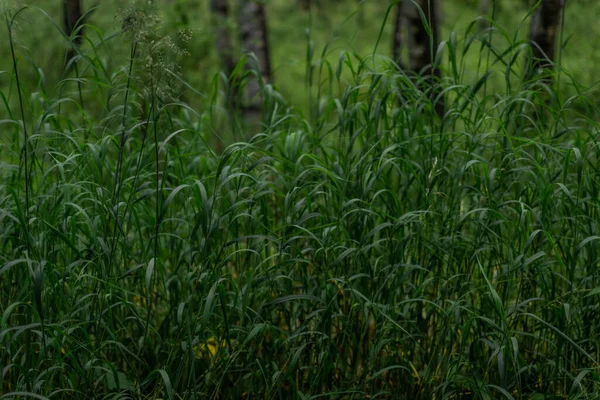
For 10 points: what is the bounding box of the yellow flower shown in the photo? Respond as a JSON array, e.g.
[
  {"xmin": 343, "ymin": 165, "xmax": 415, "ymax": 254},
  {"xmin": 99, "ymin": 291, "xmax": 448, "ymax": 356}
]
[
  {"xmin": 132, "ymin": 295, "xmax": 145, "ymax": 307},
  {"xmin": 193, "ymin": 336, "xmax": 221, "ymax": 359}
]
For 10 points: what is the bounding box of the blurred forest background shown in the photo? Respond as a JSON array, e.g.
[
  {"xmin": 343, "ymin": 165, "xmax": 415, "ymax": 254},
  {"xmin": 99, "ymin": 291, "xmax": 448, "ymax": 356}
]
[{"xmin": 2, "ymin": 0, "xmax": 599, "ymax": 123}]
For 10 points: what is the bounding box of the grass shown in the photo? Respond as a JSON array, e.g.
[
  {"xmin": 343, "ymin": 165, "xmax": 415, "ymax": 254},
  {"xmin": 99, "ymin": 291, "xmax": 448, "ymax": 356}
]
[{"xmin": 1, "ymin": 0, "xmax": 600, "ymax": 399}]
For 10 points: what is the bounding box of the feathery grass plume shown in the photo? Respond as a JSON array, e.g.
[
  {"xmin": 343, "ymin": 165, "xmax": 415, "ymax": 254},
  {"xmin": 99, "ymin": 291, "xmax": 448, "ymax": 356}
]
[{"xmin": 116, "ymin": 0, "xmax": 190, "ymax": 102}]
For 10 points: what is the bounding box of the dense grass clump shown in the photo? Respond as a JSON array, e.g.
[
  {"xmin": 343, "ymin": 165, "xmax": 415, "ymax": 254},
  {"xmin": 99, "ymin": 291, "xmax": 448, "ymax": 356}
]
[{"xmin": 1, "ymin": 2, "xmax": 600, "ymax": 399}]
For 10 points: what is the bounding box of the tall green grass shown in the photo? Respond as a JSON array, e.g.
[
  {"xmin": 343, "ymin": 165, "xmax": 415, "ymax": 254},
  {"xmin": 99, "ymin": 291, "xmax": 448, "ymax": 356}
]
[{"xmin": 1, "ymin": 2, "xmax": 600, "ymax": 399}]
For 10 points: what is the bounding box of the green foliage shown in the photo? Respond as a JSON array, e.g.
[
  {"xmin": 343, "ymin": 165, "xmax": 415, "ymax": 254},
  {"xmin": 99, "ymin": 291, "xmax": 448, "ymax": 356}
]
[{"xmin": 1, "ymin": 0, "xmax": 600, "ymax": 399}]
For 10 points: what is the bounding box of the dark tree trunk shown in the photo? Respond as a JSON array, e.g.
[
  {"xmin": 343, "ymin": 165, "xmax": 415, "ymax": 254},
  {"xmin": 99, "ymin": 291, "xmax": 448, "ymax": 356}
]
[
  {"xmin": 357, "ymin": 0, "xmax": 365, "ymax": 28},
  {"xmin": 237, "ymin": 0, "xmax": 272, "ymax": 116},
  {"xmin": 210, "ymin": 0, "xmax": 236, "ymax": 75},
  {"xmin": 527, "ymin": 0, "xmax": 564, "ymax": 82},
  {"xmin": 210, "ymin": 0, "xmax": 237, "ymax": 109},
  {"xmin": 395, "ymin": 0, "xmax": 444, "ymax": 117},
  {"xmin": 299, "ymin": 0, "xmax": 311, "ymax": 10},
  {"xmin": 408, "ymin": 0, "xmax": 440, "ymax": 77},
  {"xmin": 392, "ymin": 1, "xmax": 404, "ymax": 67},
  {"xmin": 63, "ymin": 0, "xmax": 83, "ymax": 65},
  {"xmin": 479, "ymin": 0, "xmax": 491, "ymax": 31}
]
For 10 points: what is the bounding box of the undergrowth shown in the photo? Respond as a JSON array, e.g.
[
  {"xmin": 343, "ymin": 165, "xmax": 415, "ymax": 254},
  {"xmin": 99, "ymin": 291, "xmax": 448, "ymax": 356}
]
[{"xmin": 1, "ymin": 2, "xmax": 600, "ymax": 399}]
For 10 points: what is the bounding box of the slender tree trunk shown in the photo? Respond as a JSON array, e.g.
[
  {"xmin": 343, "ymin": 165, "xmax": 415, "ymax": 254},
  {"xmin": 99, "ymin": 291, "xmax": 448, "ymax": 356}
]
[
  {"xmin": 237, "ymin": 0, "xmax": 272, "ymax": 117},
  {"xmin": 479, "ymin": 0, "xmax": 491, "ymax": 31},
  {"xmin": 397, "ymin": 0, "xmax": 444, "ymax": 117},
  {"xmin": 392, "ymin": 1, "xmax": 404, "ymax": 67},
  {"xmin": 299, "ymin": 0, "xmax": 311, "ymax": 10},
  {"xmin": 357, "ymin": 0, "xmax": 365, "ymax": 28},
  {"xmin": 211, "ymin": 0, "xmax": 236, "ymax": 76},
  {"xmin": 63, "ymin": 0, "xmax": 83, "ymax": 65},
  {"xmin": 210, "ymin": 0, "xmax": 237, "ymax": 108},
  {"xmin": 407, "ymin": 0, "xmax": 440, "ymax": 76},
  {"xmin": 526, "ymin": 0, "xmax": 564, "ymax": 82}
]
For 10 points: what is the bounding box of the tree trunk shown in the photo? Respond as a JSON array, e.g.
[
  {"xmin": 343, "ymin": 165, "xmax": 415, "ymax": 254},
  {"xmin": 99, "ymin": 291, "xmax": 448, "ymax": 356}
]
[
  {"xmin": 237, "ymin": 0, "xmax": 272, "ymax": 116},
  {"xmin": 479, "ymin": 0, "xmax": 491, "ymax": 31},
  {"xmin": 63, "ymin": 0, "xmax": 83, "ymax": 65},
  {"xmin": 527, "ymin": 0, "xmax": 564, "ymax": 82},
  {"xmin": 210, "ymin": 0, "xmax": 237, "ymax": 108},
  {"xmin": 357, "ymin": 0, "xmax": 365, "ymax": 28},
  {"xmin": 392, "ymin": 1, "xmax": 404, "ymax": 67},
  {"xmin": 298, "ymin": 0, "xmax": 311, "ymax": 10},
  {"xmin": 407, "ymin": 0, "xmax": 440, "ymax": 76},
  {"xmin": 397, "ymin": 0, "xmax": 444, "ymax": 117}
]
